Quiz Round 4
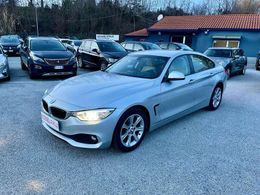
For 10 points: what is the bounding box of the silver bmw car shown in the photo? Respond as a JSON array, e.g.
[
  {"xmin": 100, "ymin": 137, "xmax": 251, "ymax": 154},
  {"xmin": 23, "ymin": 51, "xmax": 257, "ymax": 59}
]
[{"xmin": 42, "ymin": 50, "xmax": 227, "ymax": 152}]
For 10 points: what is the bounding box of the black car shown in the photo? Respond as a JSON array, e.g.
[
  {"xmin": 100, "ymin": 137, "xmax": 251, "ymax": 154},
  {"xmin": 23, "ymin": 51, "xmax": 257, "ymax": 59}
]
[
  {"xmin": 0, "ymin": 46, "xmax": 10, "ymax": 81},
  {"xmin": 20, "ymin": 37, "xmax": 77, "ymax": 79},
  {"xmin": 121, "ymin": 41, "xmax": 161, "ymax": 52},
  {"xmin": 204, "ymin": 47, "xmax": 247, "ymax": 78},
  {"xmin": 256, "ymin": 51, "xmax": 260, "ymax": 71},
  {"xmin": 77, "ymin": 39, "xmax": 127, "ymax": 70},
  {"xmin": 0, "ymin": 35, "xmax": 22, "ymax": 55},
  {"xmin": 156, "ymin": 42, "xmax": 193, "ymax": 51}
]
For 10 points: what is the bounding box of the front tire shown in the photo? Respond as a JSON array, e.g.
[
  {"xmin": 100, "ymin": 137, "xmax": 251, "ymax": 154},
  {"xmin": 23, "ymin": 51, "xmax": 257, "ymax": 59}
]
[
  {"xmin": 207, "ymin": 86, "xmax": 223, "ymax": 111},
  {"xmin": 113, "ymin": 108, "xmax": 149, "ymax": 152},
  {"xmin": 240, "ymin": 65, "xmax": 246, "ymax": 75},
  {"xmin": 20, "ymin": 58, "xmax": 27, "ymax": 70}
]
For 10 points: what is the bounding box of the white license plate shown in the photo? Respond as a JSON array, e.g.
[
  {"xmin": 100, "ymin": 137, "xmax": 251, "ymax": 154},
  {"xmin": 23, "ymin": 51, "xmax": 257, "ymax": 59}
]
[
  {"xmin": 41, "ymin": 112, "xmax": 59, "ymax": 131},
  {"xmin": 54, "ymin": 66, "xmax": 63, "ymax": 70},
  {"xmin": 9, "ymin": 50, "xmax": 13, "ymax": 52}
]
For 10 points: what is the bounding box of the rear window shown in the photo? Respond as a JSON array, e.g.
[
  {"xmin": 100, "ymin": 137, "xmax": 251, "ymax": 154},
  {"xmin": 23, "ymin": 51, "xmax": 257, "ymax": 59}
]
[
  {"xmin": 204, "ymin": 49, "xmax": 232, "ymax": 58},
  {"xmin": 97, "ymin": 42, "xmax": 126, "ymax": 52}
]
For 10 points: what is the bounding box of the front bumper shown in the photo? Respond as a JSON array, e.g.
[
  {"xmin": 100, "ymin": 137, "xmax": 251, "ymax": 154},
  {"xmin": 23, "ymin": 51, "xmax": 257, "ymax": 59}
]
[
  {"xmin": 30, "ymin": 62, "xmax": 77, "ymax": 77},
  {"xmin": 0, "ymin": 64, "xmax": 9, "ymax": 80},
  {"xmin": 41, "ymin": 95, "xmax": 119, "ymax": 149},
  {"xmin": 3, "ymin": 47, "xmax": 20, "ymax": 54}
]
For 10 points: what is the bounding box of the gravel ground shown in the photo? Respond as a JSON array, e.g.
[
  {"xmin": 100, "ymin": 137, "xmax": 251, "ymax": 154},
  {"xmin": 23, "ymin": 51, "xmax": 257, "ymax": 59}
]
[{"xmin": 0, "ymin": 57, "xmax": 259, "ymax": 194}]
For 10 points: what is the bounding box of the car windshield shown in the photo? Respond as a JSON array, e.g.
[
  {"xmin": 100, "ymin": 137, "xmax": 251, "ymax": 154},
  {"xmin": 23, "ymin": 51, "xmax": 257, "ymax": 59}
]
[
  {"xmin": 106, "ymin": 55, "xmax": 169, "ymax": 79},
  {"xmin": 0, "ymin": 37, "xmax": 19, "ymax": 44},
  {"xmin": 204, "ymin": 49, "xmax": 232, "ymax": 58},
  {"xmin": 73, "ymin": 40, "xmax": 82, "ymax": 46},
  {"xmin": 141, "ymin": 43, "xmax": 161, "ymax": 50},
  {"xmin": 31, "ymin": 39, "xmax": 66, "ymax": 51},
  {"xmin": 97, "ymin": 42, "xmax": 126, "ymax": 52}
]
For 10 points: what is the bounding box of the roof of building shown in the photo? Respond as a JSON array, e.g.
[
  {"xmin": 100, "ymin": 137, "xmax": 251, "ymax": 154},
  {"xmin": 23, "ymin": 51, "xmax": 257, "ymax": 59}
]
[
  {"xmin": 126, "ymin": 14, "xmax": 260, "ymax": 36},
  {"xmin": 149, "ymin": 14, "xmax": 260, "ymax": 31},
  {"xmin": 125, "ymin": 28, "xmax": 148, "ymax": 37}
]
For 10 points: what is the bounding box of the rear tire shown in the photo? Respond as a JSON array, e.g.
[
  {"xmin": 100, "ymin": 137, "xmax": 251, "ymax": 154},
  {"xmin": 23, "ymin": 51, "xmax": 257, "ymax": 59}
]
[
  {"xmin": 207, "ymin": 85, "xmax": 223, "ymax": 111},
  {"xmin": 113, "ymin": 108, "xmax": 148, "ymax": 152},
  {"xmin": 240, "ymin": 65, "xmax": 246, "ymax": 75}
]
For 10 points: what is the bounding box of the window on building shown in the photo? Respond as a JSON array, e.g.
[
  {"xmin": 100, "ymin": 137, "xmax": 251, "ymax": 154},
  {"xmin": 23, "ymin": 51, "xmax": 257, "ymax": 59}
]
[{"xmin": 213, "ymin": 40, "xmax": 240, "ymax": 48}]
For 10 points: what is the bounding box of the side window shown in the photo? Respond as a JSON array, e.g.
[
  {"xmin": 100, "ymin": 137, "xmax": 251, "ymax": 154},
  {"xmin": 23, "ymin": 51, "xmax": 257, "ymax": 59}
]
[
  {"xmin": 191, "ymin": 55, "xmax": 215, "ymax": 73},
  {"xmin": 168, "ymin": 55, "xmax": 191, "ymax": 76},
  {"xmin": 124, "ymin": 43, "xmax": 133, "ymax": 51},
  {"xmin": 134, "ymin": 44, "xmax": 144, "ymax": 51},
  {"xmin": 169, "ymin": 43, "xmax": 179, "ymax": 50},
  {"xmin": 158, "ymin": 43, "xmax": 168, "ymax": 49},
  {"xmin": 90, "ymin": 41, "xmax": 99, "ymax": 51}
]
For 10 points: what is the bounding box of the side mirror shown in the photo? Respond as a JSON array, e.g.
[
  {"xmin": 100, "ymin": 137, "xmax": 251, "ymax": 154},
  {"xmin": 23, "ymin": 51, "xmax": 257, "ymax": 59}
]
[
  {"xmin": 167, "ymin": 71, "xmax": 185, "ymax": 81},
  {"xmin": 92, "ymin": 48, "xmax": 99, "ymax": 54}
]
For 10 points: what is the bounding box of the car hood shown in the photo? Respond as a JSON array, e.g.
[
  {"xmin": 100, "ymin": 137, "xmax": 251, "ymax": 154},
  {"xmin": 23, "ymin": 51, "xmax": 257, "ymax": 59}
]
[
  {"xmin": 32, "ymin": 50, "xmax": 73, "ymax": 59},
  {"xmin": 102, "ymin": 51, "xmax": 127, "ymax": 59},
  {"xmin": 48, "ymin": 71, "xmax": 154, "ymax": 109},
  {"xmin": 210, "ymin": 57, "xmax": 231, "ymax": 67}
]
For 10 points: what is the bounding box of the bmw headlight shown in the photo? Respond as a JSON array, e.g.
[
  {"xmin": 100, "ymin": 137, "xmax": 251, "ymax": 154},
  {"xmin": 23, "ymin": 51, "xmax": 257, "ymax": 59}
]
[{"xmin": 73, "ymin": 108, "xmax": 115, "ymax": 121}]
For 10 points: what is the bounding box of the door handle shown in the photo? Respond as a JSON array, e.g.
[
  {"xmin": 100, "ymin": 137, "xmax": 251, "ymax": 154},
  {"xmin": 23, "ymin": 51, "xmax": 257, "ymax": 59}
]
[{"xmin": 189, "ymin": 79, "xmax": 195, "ymax": 84}]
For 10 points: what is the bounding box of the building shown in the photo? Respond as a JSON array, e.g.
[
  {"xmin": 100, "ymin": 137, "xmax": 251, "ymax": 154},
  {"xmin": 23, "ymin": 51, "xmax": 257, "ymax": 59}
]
[{"xmin": 125, "ymin": 14, "xmax": 260, "ymax": 57}]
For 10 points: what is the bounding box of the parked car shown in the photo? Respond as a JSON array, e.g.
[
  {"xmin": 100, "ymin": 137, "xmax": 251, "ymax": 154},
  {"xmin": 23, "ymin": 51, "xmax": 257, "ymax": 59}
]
[
  {"xmin": 0, "ymin": 35, "xmax": 21, "ymax": 55},
  {"xmin": 156, "ymin": 42, "xmax": 193, "ymax": 51},
  {"xmin": 67, "ymin": 40, "xmax": 82, "ymax": 52},
  {"xmin": 41, "ymin": 50, "xmax": 226, "ymax": 152},
  {"xmin": 20, "ymin": 37, "xmax": 77, "ymax": 79},
  {"xmin": 204, "ymin": 47, "xmax": 247, "ymax": 78},
  {"xmin": 256, "ymin": 51, "xmax": 260, "ymax": 71},
  {"xmin": 121, "ymin": 41, "xmax": 161, "ymax": 52},
  {"xmin": 0, "ymin": 46, "xmax": 10, "ymax": 81},
  {"xmin": 77, "ymin": 39, "xmax": 127, "ymax": 70}
]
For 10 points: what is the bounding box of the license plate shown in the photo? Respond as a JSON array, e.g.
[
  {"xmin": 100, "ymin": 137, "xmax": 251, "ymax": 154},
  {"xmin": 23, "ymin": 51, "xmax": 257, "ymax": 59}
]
[
  {"xmin": 9, "ymin": 50, "xmax": 13, "ymax": 52},
  {"xmin": 41, "ymin": 112, "xmax": 59, "ymax": 131},
  {"xmin": 54, "ymin": 66, "xmax": 63, "ymax": 70}
]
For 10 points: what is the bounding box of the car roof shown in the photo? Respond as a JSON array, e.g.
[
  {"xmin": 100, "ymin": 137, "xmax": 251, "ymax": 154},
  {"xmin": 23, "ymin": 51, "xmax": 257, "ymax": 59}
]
[
  {"xmin": 82, "ymin": 39, "xmax": 115, "ymax": 43},
  {"xmin": 129, "ymin": 50, "xmax": 203, "ymax": 58},
  {"xmin": 123, "ymin": 41, "xmax": 155, "ymax": 44},
  {"xmin": 208, "ymin": 47, "xmax": 237, "ymax": 50},
  {"xmin": 28, "ymin": 36, "xmax": 58, "ymax": 41}
]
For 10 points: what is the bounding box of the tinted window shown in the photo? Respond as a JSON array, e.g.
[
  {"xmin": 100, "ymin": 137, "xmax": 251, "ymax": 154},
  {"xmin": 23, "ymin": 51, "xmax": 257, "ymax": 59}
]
[
  {"xmin": 191, "ymin": 55, "xmax": 215, "ymax": 73},
  {"xmin": 73, "ymin": 40, "xmax": 82, "ymax": 46},
  {"xmin": 168, "ymin": 55, "xmax": 191, "ymax": 76},
  {"xmin": 158, "ymin": 43, "xmax": 168, "ymax": 49},
  {"xmin": 134, "ymin": 44, "xmax": 144, "ymax": 51},
  {"xmin": 204, "ymin": 49, "xmax": 232, "ymax": 58},
  {"xmin": 97, "ymin": 42, "xmax": 125, "ymax": 52},
  {"xmin": 124, "ymin": 43, "xmax": 133, "ymax": 50},
  {"xmin": 141, "ymin": 42, "xmax": 161, "ymax": 50},
  {"xmin": 0, "ymin": 36, "xmax": 20, "ymax": 44},
  {"xmin": 169, "ymin": 43, "xmax": 179, "ymax": 50},
  {"xmin": 30, "ymin": 39, "xmax": 66, "ymax": 51},
  {"xmin": 106, "ymin": 55, "xmax": 169, "ymax": 79}
]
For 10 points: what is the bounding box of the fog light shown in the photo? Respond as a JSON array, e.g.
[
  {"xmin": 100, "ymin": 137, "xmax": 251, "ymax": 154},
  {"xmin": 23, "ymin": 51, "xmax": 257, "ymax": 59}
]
[{"xmin": 34, "ymin": 65, "xmax": 42, "ymax": 69}]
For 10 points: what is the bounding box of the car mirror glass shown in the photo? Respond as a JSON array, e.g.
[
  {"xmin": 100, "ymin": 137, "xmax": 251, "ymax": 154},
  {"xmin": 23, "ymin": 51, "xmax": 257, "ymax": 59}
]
[{"xmin": 168, "ymin": 71, "xmax": 185, "ymax": 81}]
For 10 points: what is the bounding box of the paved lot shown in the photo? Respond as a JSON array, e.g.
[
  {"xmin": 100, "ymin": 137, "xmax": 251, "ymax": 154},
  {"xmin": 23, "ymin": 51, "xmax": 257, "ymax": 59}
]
[{"xmin": 0, "ymin": 57, "xmax": 259, "ymax": 194}]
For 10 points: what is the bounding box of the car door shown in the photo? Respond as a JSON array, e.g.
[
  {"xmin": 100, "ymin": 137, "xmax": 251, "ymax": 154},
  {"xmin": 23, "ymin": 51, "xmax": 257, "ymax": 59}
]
[
  {"xmin": 158, "ymin": 55, "xmax": 196, "ymax": 121},
  {"xmin": 231, "ymin": 49, "xmax": 244, "ymax": 72},
  {"xmin": 189, "ymin": 54, "xmax": 216, "ymax": 104}
]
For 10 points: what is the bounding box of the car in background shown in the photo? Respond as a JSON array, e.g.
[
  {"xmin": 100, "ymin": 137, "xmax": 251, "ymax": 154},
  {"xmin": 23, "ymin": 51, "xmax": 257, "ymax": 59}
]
[
  {"xmin": 0, "ymin": 46, "xmax": 10, "ymax": 81},
  {"xmin": 256, "ymin": 51, "xmax": 260, "ymax": 71},
  {"xmin": 77, "ymin": 39, "xmax": 127, "ymax": 70},
  {"xmin": 0, "ymin": 35, "xmax": 22, "ymax": 55},
  {"xmin": 67, "ymin": 40, "xmax": 82, "ymax": 52},
  {"xmin": 121, "ymin": 41, "xmax": 161, "ymax": 52},
  {"xmin": 42, "ymin": 50, "xmax": 226, "ymax": 152},
  {"xmin": 20, "ymin": 37, "xmax": 77, "ymax": 79},
  {"xmin": 204, "ymin": 47, "xmax": 247, "ymax": 78},
  {"xmin": 156, "ymin": 42, "xmax": 193, "ymax": 51}
]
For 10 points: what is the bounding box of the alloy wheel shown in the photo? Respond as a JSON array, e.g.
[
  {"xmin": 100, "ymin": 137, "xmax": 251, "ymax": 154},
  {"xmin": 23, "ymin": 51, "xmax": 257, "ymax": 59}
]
[
  {"xmin": 212, "ymin": 87, "xmax": 222, "ymax": 108},
  {"xmin": 120, "ymin": 114, "xmax": 145, "ymax": 148}
]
